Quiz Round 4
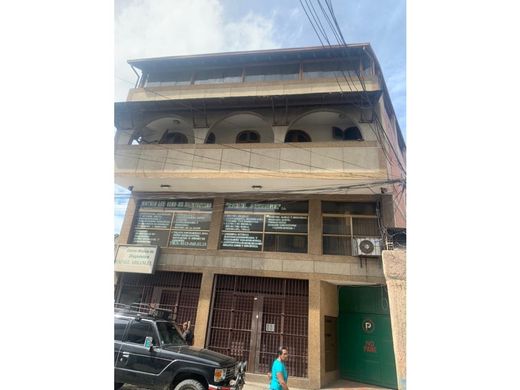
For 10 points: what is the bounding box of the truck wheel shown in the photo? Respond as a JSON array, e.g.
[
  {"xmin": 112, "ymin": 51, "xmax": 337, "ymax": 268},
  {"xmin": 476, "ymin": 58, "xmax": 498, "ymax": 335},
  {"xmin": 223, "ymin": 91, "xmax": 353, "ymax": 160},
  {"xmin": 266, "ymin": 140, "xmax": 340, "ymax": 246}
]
[{"xmin": 173, "ymin": 379, "xmax": 205, "ymax": 390}]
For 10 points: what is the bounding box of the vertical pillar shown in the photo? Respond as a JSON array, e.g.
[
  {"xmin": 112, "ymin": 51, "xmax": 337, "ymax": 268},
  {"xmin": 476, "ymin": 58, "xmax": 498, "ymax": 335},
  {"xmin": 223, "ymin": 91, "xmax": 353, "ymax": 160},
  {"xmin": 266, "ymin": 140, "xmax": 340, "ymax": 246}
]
[
  {"xmin": 193, "ymin": 128, "xmax": 210, "ymax": 144},
  {"xmin": 272, "ymin": 125, "xmax": 288, "ymax": 143},
  {"xmin": 382, "ymin": 250, "xmax": 406, "ymax": 390},
  {"xmin": 308, "ymin": 199, "xmax": 322, "ymax": 256},
  {"xmin": 193, "ymin": 270, "xmax": 215, "ymax": 347},
  {"xmin": 207, "ymin": 196, "xmax": 224, "ymax": 250},
  {"xmin": 308, "ymin": 279, "xmax": 321, "ymax": 389}
]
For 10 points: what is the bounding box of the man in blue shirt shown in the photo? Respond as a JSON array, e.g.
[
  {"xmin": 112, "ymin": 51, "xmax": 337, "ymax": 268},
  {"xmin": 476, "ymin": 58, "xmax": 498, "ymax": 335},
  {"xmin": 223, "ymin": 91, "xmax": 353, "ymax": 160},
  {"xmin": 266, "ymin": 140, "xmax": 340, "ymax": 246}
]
[{"xmin": 270, "ymin": 346, "xmax": 289, "ymax": 390}]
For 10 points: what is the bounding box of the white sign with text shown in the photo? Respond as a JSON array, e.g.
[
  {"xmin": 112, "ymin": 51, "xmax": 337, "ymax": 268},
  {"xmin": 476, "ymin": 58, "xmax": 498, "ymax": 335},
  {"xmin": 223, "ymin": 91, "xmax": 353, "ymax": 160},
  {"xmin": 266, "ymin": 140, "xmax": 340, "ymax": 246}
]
[{"xmin": 115, "ymin": 245, "xmax": 160, "ymax": 274}]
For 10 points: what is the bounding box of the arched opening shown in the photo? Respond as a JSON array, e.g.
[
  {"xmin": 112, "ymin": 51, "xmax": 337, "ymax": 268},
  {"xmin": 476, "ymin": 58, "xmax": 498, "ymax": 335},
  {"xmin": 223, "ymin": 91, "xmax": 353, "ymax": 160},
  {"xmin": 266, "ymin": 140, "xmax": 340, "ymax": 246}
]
[
  {"xmin": 159, "ymin": 131, "xmax": 188, "ymax": 144},
  {"xmin": 332, "ymin": 126, "xmax": 363, "ymax": 141},
  {"xmin": 344, "ymin": 126, "xmax": 363, "ymax": 140},
  {"xmin": 205, "ymin": 132, "xmax": 216, "ymax": 144},
  {"xmin": 284, "ymin": 130, "xmax": 311, "ymax": 143},
  {"xmin": 236, "ymin": 130, "xmax": 260, "ymax": 143},
  {"xmin": 209, "ymin": 113, "xmax": 274, "ymax": 144}
]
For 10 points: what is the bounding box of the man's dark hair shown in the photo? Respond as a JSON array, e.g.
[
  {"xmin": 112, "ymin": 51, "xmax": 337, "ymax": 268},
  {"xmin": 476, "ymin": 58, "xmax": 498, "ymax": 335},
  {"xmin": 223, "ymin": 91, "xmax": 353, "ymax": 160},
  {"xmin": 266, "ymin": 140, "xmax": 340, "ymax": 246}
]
[{"xmin": 277, "ymin": 346, "xmax": 288, "ymax": 355}]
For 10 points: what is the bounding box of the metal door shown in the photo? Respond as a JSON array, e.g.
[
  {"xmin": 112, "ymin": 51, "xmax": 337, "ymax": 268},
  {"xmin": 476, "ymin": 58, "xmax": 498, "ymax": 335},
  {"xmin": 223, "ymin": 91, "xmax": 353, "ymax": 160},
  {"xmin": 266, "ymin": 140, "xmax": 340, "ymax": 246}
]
[
  {"xmin": 338, "ymin": 285, "xmax": 397, "ymax": 389},
  {"xmin": 207, "ymin": 275, "xmax": 308, "ymax": 377}
]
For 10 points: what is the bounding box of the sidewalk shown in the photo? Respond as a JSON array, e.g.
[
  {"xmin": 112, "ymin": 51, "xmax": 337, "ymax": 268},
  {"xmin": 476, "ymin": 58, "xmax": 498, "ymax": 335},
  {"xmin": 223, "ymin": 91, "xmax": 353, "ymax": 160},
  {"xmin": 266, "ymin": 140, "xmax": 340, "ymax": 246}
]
[
  {"xmin": 244, "ymin": 379, "xmax": 391, "ymax": 390},
  {"xmin": 123, "ymin": 378, "xmax": 392, "ymax": 390}
]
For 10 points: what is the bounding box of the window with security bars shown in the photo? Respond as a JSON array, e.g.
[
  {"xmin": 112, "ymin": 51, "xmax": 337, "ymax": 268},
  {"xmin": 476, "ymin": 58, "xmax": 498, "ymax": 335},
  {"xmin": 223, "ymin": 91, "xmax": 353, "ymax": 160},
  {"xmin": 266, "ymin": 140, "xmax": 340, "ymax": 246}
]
[
  {"xmin": 322, "ymin": 202, "xmax": 380, "ymax": 256},
  {"xmin": 130, "ymin": 199, "xmax": 213, "ymax": 249},
  {"xmin": 207, "ymin": 275, "xmax": 308, "ymax": 378},
  {"xmin": 115, "ymin": 271, "xmax": 202, "ymax": 327}
]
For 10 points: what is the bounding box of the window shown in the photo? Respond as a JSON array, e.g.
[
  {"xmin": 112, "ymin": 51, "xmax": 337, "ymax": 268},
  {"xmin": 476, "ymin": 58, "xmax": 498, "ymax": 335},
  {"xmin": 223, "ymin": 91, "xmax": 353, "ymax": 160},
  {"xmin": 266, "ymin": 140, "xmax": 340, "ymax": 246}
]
[
  {"xmin": 160, "ymin": 131, "xmax": 188, "ymax": 144},
  {"xmin": 126, "ymin": 320, "xmax": 157, "ymax": 345},
  {"xmin": 284, "ymin": 130, "xmax": 311, "ymax": 143},
  {"xmin": 130, "ymin": 199, "xmax": 213, "ymax": 249},
  {"xmin": 115, "ymin": 318, "xmax": 130, "ymax": 341},
  {"xmin": 194, "ymin": 68, "xmax": 243, "ymax": 84},
  {"xmin": 322, "ymin": 202, "xmax": 379, "ymax": 256},
  {"xmin": 145, "ymin": 70, "xmax": 192, "ymax": 87},
  {"xmin": 205, "ymin": 132, "xmax": 216, "ymax": 144},
  {"xmin": 156, "ymin": 321, "xmax": 186, "ymax": 346},
  {"xmin": 332, "ymin": 126, "xmax": 363, "ymax": 141},
  {"xmin": 303, "ymin": 61, "xmax": 358, "ymax": 80},
  {"xmin": 236, "ymin": 130, "xmax": 260, "ymax": 143},
  {"xmin": 244, "ymin": 64, "xmax": 299, "ymax": 82},
  {"xmin": 220, "ymin": 201, "xmax": 308, "ymax": 253}
]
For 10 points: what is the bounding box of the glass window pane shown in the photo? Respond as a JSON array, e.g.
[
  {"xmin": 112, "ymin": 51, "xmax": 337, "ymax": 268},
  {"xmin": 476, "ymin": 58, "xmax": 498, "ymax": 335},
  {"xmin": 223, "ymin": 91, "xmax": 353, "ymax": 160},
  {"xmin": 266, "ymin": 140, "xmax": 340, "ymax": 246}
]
[
  {"xmin": 131, "ymin": 229, "xmax": 170, "ymax": 246},
  {"xmin": 145, "ymin": 70, "xmax": 192, "ymax": 86},
  {"xmin": 245, "ymin": 64, "xmax": 299, "ymax": 82},
  {"xmin": 115, "ymin": 318, "xmax": 130, "ymax": 341},
  {"xmin": 126, "ymin": 321, "xmax": 155, "ymax": 345},
  {"xmin": 323, "ymin": 217, "xmax": 350, "ymax": 235},
  {"xmin": 323, "ymin": 236, "xmax": 352, "ymax": 255},
  {"xmin": 194, "ymin": 68, "xmax": 242, "ymax": 84},
  {"xmin": 264, "ymin": 234, "xmax": 307, "ymax": 253},
  {"xmin": 352, "ymin": 218, "xmax": 379, "ymax": 236}
]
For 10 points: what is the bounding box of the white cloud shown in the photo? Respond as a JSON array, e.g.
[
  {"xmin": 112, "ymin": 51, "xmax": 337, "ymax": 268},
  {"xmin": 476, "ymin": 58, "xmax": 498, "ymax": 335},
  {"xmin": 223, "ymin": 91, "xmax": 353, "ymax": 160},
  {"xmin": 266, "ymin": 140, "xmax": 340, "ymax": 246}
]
[{"xmin": 115, "ymin": 0, "xmax": 281, "ymax": 101}]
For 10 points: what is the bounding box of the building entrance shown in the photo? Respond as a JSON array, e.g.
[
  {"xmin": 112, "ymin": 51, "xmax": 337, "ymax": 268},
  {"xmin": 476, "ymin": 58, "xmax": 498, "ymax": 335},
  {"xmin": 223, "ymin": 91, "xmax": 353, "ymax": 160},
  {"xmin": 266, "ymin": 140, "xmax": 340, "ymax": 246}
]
[
  {"xmin": 207, "ymin": 275, "xmax": 308, "ymax": 378},
  {"xmin": 338, "ymin": 285, "xmax": 397, "ymax": 389}
]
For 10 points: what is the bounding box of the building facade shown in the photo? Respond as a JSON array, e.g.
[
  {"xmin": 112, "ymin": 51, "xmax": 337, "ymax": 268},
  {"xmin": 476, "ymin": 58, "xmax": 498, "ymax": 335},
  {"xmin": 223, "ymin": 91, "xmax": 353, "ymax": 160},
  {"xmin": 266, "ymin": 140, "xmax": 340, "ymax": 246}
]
[{"xmin": 114, "ymin": 45, "xmax": 406, "ymax": 389}]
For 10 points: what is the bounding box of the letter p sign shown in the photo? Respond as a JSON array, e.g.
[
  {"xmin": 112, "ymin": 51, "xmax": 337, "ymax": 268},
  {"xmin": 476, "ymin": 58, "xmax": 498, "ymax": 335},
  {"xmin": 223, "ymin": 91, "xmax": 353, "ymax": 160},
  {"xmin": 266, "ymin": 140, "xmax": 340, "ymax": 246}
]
[{"xmin": 362, "ymin": 319, "xmax": 375, "ymax": 334}]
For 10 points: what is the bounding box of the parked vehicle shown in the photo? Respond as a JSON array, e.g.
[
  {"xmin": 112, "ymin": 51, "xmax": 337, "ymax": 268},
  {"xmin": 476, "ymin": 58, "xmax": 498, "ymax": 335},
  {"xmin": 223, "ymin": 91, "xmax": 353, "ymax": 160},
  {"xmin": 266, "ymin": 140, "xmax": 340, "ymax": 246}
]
[{"xmin": 114, "ymin": 304, "xmax": 246, "ymax": 390}]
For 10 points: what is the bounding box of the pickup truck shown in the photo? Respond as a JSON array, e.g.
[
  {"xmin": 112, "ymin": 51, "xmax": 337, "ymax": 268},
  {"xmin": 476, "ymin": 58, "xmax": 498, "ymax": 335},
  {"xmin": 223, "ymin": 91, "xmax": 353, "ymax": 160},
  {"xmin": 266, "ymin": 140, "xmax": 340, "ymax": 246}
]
[{"xmin": 115, "ymin": 305, "xmax": 246, "ymax": 390}]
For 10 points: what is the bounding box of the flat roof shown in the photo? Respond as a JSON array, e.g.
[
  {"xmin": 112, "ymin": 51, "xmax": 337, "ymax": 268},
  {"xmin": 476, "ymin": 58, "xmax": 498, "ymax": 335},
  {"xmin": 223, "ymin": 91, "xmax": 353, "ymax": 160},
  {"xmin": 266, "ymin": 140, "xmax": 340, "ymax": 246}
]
[{"xmin": 128, "ymin": 44, "xmax": 372, "ymax": 71}]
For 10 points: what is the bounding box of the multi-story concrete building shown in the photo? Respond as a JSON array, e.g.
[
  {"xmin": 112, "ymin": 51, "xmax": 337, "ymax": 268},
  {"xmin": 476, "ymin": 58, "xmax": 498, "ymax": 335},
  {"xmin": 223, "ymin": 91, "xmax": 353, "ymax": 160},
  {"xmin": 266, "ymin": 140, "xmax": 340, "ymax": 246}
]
[{"xmin": 114, "ymin": 45, "xmax": 406, "ymax": 389}]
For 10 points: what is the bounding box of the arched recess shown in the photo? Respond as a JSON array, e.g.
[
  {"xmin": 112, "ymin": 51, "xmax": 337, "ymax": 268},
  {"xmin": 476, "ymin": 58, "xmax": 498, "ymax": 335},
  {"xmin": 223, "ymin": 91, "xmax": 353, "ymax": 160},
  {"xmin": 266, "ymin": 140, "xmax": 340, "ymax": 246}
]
[
  {"xmin": 286, "ymin": 109, "xmax": 365, "ymax": 142},
  {"xmin": 208, "ymin": 112, "xmax": 274, "ymax": 144},
  {"xmin": 131, "ymin": 116, "xmax": 194, "ymax": 144},
  {"xmin": 284, "ymin": 130, "xmax": 312, "ymax": 142}
]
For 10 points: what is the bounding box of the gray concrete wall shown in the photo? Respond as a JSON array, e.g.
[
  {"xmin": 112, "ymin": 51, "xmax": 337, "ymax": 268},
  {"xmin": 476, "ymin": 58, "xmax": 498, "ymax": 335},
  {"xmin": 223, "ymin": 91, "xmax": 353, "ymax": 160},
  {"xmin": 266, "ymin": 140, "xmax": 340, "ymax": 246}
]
[{"xmin": 382, "ymin": 250, "xmax": 406, "ymax": 390}]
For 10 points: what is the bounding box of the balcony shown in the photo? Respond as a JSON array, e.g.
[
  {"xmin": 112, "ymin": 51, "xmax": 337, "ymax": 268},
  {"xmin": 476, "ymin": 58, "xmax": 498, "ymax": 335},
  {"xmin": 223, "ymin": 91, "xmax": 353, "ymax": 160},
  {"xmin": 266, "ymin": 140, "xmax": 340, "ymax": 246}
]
[
  {"xmin": 126, "ymin": 75, "xmax": 381, "ymax": 102},
  {"xmin": 114, "ymin": 141, "xmax": 387, "ymax": 193}
]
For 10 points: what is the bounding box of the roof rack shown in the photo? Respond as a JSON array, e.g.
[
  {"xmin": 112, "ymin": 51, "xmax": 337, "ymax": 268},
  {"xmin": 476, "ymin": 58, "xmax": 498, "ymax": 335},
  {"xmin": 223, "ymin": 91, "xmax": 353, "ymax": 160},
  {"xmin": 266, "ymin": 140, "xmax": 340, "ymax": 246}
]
[{"xmin": 114, "ymin": 302, "xmax": 175, "ymax": 321}]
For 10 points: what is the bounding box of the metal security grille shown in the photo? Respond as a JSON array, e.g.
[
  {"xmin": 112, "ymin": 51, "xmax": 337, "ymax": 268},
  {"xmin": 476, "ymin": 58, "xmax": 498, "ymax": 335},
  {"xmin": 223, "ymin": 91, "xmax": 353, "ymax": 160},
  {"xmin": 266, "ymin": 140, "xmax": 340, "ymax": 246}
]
[
  {"xmin": 115, "ymin": 271, "xmax": 202, "ymax": 327},
  {"xmin": 207, "ymin": 275, "xmax": 308, "ymax": 378}
]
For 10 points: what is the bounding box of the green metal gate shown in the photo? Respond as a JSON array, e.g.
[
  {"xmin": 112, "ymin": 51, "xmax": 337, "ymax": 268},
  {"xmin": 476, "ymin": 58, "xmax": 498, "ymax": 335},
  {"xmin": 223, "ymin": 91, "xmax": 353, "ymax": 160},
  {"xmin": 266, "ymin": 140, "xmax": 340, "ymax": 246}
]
[{"xmin": 338, "ymin": 285, "xmax": 397, "ymax": 389}]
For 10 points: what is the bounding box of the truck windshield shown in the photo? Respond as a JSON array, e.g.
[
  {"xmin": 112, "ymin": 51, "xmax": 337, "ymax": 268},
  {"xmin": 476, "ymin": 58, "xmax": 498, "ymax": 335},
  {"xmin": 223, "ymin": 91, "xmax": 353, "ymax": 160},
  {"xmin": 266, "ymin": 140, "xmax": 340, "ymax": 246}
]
[{"xmin": 156, "ymin": 322, "xmax": 187, "ymax": 346}]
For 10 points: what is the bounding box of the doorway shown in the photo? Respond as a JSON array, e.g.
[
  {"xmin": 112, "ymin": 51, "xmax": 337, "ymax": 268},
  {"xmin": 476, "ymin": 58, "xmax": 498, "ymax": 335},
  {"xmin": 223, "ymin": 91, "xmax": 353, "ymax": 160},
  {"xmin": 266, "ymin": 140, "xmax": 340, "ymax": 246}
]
[{"xmin": 207, "ymin": 275, "xmax": 308, "ymax": 378}]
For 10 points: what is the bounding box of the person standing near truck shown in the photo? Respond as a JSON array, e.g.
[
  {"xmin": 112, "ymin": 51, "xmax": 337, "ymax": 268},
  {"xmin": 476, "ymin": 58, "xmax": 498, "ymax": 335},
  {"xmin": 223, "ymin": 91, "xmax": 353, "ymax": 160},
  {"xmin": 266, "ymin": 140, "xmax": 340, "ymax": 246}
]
[
  {"xmin": 182, "ymin": 320, "xmax": 194, "ymax": 345},
  {"xmin": 270, "ymin": 347, "xmax": 289, "ymax": 390}
]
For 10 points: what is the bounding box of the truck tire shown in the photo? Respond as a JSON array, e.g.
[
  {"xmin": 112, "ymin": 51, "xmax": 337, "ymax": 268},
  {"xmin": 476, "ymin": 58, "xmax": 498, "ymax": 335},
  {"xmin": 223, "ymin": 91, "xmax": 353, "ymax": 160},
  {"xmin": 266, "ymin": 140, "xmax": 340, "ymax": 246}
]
[{"xmin": 173, "ymin": 379, "xmax": 205, "ymax": 390}]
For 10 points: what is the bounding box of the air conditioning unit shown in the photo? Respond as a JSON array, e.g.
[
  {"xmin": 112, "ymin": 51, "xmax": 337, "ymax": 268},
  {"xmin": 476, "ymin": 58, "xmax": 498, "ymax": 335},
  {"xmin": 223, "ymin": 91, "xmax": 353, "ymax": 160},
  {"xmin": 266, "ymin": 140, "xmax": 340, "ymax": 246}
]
[{"xmin": 352, "ymin": 238, "xmax": 382, "ymax": 257}]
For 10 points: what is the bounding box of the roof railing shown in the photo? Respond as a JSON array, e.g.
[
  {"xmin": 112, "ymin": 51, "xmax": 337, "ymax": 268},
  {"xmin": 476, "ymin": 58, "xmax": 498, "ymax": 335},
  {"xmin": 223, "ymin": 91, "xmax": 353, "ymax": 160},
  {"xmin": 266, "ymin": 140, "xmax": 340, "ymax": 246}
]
[{"xmin": 114, "ymin": 302, "xmax": 174, "ymax": 321}]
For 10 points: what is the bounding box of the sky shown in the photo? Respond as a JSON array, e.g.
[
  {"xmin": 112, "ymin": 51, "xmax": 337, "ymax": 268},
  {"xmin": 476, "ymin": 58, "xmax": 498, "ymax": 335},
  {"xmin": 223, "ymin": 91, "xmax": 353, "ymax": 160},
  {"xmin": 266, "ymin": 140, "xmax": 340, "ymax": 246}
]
[{"xmin": 114, "ymin": 0, "xmax": 406, "ymax": 234}]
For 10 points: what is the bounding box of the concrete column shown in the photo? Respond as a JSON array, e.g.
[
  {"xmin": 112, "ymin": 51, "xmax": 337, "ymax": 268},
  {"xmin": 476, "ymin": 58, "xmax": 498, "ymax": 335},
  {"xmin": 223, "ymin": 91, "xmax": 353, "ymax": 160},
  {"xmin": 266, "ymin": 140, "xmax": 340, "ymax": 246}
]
[
  {"xmin": 193, "ymin": 270, "xmax": 215, "ymax": 347},
  {"xmin": 193, "ymin": 128, "xmax": 210, "ymax": 144},
  {"xmin": 273, "ymin": 125, "xmax": 288, "ymax": 143},
  {"xmin": 308, "ymin": 199, "xmax": 322, "ymax": 256},
  {"xmin": 382, "ymin": 250, "xmax": 406, "ymax": 390},
  {"xmin": 308, "ymin": 279, "xmax": 321, "ymax": 389},
  {"xmin": 207, "ymin": 197, "xmax": 225, "ymax": 250}
]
